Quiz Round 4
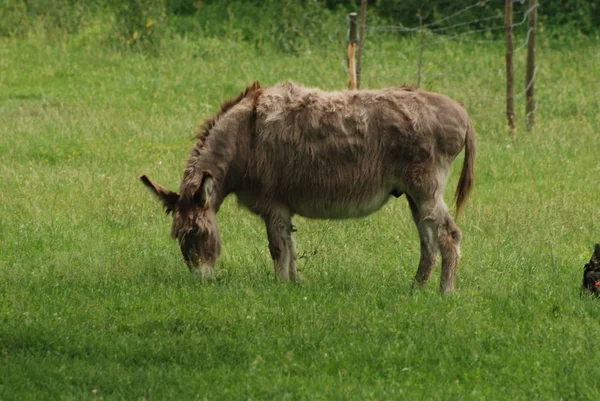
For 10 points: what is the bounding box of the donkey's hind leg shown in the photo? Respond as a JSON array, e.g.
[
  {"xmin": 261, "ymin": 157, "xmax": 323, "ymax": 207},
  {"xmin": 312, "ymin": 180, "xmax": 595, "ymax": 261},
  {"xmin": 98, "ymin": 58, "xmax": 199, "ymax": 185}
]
[
  {"xmin": 437, "ymin": 212, "xmax": 461, "ymax": 293},
  {"xmin": 263, "ymin": 208, "xmax": 299, "ymax": 282},
  {"xmin": 408, "ymin": 196, "xmax": 439, "ymax": 289},
  {"xmin": 413, "ymin": 197, "xmax": 461, "ymax": 293}
]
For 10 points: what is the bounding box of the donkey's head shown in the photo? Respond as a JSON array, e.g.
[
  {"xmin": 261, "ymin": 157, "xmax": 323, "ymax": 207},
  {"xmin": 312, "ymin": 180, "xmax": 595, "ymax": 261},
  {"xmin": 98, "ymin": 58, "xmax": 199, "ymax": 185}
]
[{"xmin": 140, "ymin": 173, "xmax": 221, "ymax": 276}]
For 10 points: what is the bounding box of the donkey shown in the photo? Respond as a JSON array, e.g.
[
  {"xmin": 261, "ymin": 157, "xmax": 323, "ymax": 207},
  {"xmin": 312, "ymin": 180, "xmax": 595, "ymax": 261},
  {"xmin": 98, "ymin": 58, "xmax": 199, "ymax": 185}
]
[{"xmin": 140, "ymin": 81, "xmax": 476, "ymax": 293}]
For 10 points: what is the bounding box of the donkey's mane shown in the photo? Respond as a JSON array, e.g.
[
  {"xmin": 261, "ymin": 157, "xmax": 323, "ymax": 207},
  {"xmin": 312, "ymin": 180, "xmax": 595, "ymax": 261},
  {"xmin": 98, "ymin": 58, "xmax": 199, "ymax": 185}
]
[
  {"xmin": 177, "ymin": 81, "xmax": 263, "ymax": 219},
  {"xmin": 195, "ymin": 81, "xmax": 263, "ymax": 143}
]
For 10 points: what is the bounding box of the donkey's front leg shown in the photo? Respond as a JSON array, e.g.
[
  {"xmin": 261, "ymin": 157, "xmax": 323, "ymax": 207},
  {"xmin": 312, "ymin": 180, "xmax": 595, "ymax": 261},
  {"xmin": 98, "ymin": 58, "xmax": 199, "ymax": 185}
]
[
  {"xmin": 263, "ymin": 209, "xmax": 297, "ymax": 282},
  {"xmin": 288, "ymin": 228, "xmax": 300, "ymax": 283}
]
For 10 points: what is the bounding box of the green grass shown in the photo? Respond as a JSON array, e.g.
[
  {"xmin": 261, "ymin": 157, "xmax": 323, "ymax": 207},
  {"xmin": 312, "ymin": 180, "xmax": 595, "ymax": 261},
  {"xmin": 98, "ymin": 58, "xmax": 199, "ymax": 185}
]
[{"xmin": 1, "ymin": 29, "xmax": 600, "ymax": 400}]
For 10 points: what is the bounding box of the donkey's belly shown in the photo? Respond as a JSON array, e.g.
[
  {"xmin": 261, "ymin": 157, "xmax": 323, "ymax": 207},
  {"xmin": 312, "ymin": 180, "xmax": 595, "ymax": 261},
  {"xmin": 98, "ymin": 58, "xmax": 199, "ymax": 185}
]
[{"xmin": 291, "ymin": 189, "xmax": 393, "ymax": 219}]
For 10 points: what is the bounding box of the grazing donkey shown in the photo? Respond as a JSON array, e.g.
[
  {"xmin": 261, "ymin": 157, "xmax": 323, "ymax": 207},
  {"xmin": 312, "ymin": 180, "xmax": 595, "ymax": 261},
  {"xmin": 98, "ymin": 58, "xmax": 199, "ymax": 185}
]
[{"xmin": 141, "ymin": 81, "xmax": 476, "ymax": 293}]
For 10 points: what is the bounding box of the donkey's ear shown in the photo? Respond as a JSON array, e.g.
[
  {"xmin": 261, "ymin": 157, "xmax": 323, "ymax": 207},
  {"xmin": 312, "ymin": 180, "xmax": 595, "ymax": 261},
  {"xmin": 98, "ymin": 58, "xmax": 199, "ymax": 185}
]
[
  {"xmin": 195, "ymin": 172, "xmax": 214, "ymax": 208},
  {"xmin": 140, "ymin": 175, "xmax": 179, "ymax": 213}
]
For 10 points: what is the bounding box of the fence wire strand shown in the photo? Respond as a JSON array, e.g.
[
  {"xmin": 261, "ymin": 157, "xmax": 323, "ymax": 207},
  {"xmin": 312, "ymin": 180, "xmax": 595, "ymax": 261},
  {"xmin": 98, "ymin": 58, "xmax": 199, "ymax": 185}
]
[
  {"xmin": 365, "ymin": 1, "xmax": 536, "ymax": 34},
  {"xmin": 351, "ymin": 0, "xmax": 537, "ymax": 120}
]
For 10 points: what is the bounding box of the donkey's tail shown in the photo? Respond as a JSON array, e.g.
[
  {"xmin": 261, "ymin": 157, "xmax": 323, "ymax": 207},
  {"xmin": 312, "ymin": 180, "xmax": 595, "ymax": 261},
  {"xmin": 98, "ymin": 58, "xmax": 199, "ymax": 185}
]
[{"xmin": 454, "ymin": 118, "xmax": 476, "ymax": 219}]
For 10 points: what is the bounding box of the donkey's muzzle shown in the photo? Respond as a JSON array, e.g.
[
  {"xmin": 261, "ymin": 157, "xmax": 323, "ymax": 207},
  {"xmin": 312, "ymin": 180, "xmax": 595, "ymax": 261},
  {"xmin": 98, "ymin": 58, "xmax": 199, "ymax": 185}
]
[{"xmin": 179, "ymin": 233, "xmax": 216, "ymax": 276}]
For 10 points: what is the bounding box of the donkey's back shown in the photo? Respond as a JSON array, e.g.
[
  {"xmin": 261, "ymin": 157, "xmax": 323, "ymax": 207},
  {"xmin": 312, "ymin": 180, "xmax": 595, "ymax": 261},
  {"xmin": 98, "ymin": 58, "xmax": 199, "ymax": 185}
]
[{"xmin": 242, "ymin": 82, "xmax": 474, "ymax": 221}]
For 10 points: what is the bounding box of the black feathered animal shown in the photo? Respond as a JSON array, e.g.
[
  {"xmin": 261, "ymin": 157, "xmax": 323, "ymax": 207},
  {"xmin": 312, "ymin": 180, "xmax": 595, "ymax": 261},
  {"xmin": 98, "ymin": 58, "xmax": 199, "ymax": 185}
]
[{"xmin": 581, "ymin": 244, "xmax": 600, "ymax": 296}]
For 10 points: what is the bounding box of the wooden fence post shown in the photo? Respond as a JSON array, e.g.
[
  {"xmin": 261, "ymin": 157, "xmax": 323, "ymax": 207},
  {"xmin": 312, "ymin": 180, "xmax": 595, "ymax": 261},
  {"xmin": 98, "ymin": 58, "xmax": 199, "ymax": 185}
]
[
  {"xmin": 505, "ymin": 0, "xmax": 516, "ymax": 135},
  {"xmin": 356, "ymin": 0, "xmax": 367, "ymax": 89},
  {"xmin": 525, "ymin": 0, "xmax": 537, "ymax": 130},
  {"xmin": 348, "ymin": 12, "xmax": 358, "ymax": 90}
]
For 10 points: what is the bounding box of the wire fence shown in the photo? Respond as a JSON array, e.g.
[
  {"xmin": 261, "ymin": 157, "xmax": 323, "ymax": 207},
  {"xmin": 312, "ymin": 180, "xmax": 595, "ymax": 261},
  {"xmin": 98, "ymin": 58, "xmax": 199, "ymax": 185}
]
[{"xmin": 345, "ymin": 0, "xmax": 539, "ymax": 131}]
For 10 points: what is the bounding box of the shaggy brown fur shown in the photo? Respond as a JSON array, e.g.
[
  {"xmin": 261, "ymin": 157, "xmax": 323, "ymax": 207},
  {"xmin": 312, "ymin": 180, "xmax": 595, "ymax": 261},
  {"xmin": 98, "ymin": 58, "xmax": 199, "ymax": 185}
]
[{"xmin": 141, "ymin": 81, "xmax": 476, "ymax": 292}]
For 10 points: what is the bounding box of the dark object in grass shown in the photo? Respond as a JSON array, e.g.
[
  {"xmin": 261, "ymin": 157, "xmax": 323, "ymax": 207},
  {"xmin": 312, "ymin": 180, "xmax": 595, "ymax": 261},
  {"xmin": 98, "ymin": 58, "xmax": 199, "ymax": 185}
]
[{"xmin": 581, "ymin": 244, "xmax": 600, "ymax": 296}]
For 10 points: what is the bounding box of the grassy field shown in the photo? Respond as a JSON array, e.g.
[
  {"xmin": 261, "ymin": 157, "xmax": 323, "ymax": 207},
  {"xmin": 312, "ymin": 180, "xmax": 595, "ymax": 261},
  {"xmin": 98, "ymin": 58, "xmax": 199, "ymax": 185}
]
[{"xmin": 1, "ymin": 26, "xmax": 600, "ymax": 400}]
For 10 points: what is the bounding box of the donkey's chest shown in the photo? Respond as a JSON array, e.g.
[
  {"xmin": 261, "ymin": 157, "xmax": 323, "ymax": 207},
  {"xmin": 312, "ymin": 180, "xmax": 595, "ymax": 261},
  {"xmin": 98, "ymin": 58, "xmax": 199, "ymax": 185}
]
[{"xmin": 291, "ymin": 189, "xmax": 393, "ymax": 219}]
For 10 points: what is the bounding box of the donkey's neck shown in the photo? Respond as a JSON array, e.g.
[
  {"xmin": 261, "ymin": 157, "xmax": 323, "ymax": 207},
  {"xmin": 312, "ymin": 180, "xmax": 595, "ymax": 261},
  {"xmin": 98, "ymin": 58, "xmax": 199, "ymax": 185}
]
[
  {"xmin": 181, "ymin": 141, "xmax": 232, "ymax": 210},
  {"xmin": 180, "ymin": 91, "xmax": 259, "ymax": 211},
  {"xmin": 182, "ymin": 122, "xmax": 251, "ymax": 211}
]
